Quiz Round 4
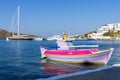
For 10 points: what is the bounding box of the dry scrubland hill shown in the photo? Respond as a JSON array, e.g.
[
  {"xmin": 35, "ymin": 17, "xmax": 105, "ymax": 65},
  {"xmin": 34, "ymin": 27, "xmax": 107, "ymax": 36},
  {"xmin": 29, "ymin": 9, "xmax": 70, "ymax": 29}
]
[
  {"xmin": 0, "ymin": 28, "xmax": 37, "ymax": 38},
  {"xmin": 0, "ymin": 29, "xmax": 11, "ymax": 38}
]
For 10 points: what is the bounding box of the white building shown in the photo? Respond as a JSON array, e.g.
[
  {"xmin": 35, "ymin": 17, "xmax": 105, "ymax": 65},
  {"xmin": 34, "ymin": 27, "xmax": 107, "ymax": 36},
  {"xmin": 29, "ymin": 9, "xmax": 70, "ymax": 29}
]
[{"xmin": 88, "ymin": 23, "xmax": 120, "ymax": 40}]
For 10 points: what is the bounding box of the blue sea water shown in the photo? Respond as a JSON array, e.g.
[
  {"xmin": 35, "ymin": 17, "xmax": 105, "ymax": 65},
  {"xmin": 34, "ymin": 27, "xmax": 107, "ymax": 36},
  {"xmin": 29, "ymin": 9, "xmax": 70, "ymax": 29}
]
[{"xmin": 0, "ymin": 39, "xmax": 120, "ymax": 80}]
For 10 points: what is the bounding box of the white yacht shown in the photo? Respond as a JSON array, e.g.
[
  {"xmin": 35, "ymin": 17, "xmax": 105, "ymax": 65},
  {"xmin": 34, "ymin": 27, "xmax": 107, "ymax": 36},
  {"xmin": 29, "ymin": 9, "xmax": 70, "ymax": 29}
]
[
  {"xmin": 47, "ymin": 35, "xmax": 63, "ymax": 40},
  {"xmin": 34, "ymin": 37, "xmax": 43, "ymax": 41}
]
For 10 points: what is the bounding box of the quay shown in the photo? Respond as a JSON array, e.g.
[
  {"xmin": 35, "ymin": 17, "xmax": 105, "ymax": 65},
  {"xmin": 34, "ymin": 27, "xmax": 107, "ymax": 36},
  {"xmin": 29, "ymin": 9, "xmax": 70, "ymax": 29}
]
[{"xmin": 37, "ymin": 64, "xmax": 120, "ymax": 80}]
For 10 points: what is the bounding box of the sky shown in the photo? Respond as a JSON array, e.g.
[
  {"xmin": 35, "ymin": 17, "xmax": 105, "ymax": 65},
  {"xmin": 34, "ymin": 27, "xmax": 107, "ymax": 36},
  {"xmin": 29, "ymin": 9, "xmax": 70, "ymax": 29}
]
[{"xmin": 0, "ymin": 0, "xmax": 120, "ymax": 37}]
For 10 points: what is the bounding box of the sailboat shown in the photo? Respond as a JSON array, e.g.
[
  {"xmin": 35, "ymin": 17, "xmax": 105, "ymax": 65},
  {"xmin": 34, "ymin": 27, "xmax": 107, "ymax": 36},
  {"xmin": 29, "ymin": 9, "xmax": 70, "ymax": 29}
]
[{"xmin": 6, "ymin": 5, "xmax": 33, "ymax": 41}]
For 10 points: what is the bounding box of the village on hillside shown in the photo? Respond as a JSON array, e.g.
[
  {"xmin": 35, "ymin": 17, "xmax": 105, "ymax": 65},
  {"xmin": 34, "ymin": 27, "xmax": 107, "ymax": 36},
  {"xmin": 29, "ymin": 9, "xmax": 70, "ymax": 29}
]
[
  {"xmin": 87, "ymin": 23, "xmax": 120, "ymax": 40},
  {"xmin": 45, "ymin": 23, "xmax": 120, "ymax": 41}
]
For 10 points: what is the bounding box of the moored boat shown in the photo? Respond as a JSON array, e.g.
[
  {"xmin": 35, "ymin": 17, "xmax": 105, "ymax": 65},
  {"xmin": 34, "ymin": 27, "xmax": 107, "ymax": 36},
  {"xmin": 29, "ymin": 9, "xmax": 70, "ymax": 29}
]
[
  {"xmin": 34, "ymin": 37, "xmax": 43, "ymax": 41},
  {"xmin": 6, "ymin": 5, "xmax": 33, "ymax": 41},
  {"xmin": 40, "ymin": 40, "xmax": 114, "ymax": 64},
  {"xmin": 6, "ymin": 35, "xmax": 33, "ymax": 41}
]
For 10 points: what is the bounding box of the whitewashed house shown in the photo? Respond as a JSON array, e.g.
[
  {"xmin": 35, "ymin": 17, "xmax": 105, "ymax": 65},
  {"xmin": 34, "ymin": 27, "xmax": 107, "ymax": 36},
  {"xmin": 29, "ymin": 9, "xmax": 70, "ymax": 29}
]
[{"xmin": 88, "ymin": 23, "xmax": 120, "ymax": 40}]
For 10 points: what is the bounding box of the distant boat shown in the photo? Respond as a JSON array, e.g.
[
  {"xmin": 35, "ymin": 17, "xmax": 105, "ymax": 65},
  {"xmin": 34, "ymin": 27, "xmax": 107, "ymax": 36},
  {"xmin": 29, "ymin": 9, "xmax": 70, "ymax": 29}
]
[
  {"xmin": 6, "ymin": 5, "xmax": 33, "ymax": 41},
  {"xmin": 40, "ymin": 40, "xmax": 114, "ymax": 64},
  {"xmin": 87, "ymin": 38, "xmax": 96, "ymax": 40},
  {"xmin": 46, "ymin": 35, "xmax": 63, "ymax": 41},
  {"xmin": 34, "ymin": 37, "xmax": 43, "ymax": 41},
  {"xmin": 6, "ymin": 35, "xmax": 33, "ymax": 40}
]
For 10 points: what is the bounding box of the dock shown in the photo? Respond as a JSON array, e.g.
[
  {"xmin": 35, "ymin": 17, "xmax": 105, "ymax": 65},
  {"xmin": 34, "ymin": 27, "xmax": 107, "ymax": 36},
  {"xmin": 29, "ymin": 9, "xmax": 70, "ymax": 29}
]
[{"xmin": 37, "ymin": 64, "xmax": 120, "ymax": 80}]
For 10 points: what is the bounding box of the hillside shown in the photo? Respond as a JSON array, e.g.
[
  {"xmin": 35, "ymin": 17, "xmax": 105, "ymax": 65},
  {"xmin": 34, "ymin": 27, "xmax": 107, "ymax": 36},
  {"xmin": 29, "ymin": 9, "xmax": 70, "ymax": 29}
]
[
  {"xmin": 103, "ymin": 31, "xmax": 120, "ymax": 38},
  {"xmin": 0, "ymin": 28, "xmax": 37, "ymax": 38},
  {"xmin": 0, "ymin": 29, "xmax": 12, "ymax": 38}
]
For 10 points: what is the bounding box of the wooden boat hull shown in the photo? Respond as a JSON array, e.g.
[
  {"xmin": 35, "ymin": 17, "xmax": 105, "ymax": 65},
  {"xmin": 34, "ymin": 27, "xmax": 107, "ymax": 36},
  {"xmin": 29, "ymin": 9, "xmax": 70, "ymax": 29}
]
[
  {"xmin": 40, "ymin": 40, "xmax": 114, "ymax": 64},
  {"xmin": 43, "ymin": 48, "xmax": 114, "ymax": 64}
]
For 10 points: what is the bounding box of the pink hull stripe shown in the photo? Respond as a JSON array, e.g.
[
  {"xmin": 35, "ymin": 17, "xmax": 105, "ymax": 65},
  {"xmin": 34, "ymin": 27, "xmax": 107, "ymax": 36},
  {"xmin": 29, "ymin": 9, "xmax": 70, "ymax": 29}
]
[{"xmin": 45, "ymin": 48, "xmax": 98, "ymax": 55}]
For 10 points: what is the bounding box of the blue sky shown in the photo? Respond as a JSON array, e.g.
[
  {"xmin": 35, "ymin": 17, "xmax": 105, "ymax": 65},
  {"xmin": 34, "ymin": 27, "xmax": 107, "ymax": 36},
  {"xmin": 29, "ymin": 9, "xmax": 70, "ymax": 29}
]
[{"xmin": 0, "ymin": 0, "xmax": 120, "ymax": 37}]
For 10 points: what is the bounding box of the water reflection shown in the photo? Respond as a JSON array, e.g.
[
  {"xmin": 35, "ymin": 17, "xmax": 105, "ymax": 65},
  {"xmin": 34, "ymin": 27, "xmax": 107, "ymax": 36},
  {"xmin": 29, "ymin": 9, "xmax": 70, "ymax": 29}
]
[
  {"xmin": 8, "ymin": 41, "xmax": 23, "ymax": 66},
  {"xmin": 41, "ymin": 59, "xmax": 105, "ymax": 76}
]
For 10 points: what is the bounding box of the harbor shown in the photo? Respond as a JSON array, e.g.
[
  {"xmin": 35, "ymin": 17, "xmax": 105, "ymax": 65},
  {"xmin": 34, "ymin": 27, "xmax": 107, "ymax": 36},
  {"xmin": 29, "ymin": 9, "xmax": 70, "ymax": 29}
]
[
  {"xmin": 0, "ymin": 39, "xmax": 120, "ymax": 80},
  {"xmin": 0, "ymin": 0, "xmax": 120, "ymax": 80}
]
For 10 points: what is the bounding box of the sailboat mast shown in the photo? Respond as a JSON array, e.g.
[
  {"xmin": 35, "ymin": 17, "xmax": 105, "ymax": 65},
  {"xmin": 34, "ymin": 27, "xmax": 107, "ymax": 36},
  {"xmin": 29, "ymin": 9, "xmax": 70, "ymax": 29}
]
[
  {"xmin": 18, "ymin": 5, "xmax": 20, "ymax": 36},
  {"xmin": 12, "ymin": 16, "xmax": 15, "ymax": 36}
]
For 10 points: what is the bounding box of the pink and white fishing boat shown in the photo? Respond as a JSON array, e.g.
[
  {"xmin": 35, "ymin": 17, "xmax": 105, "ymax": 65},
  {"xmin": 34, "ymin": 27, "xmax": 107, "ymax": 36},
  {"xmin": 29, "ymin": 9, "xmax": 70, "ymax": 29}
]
[{"xmin": 40, "ymin": 40, "xmax": 114, "ymax": 64}]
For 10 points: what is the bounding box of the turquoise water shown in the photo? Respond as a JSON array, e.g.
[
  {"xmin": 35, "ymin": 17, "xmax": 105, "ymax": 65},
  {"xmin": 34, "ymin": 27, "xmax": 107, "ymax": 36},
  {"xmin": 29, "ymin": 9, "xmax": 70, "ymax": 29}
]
[{"xmin": 0, "ymin": 39, "xmax": 120, "ymax": 80}]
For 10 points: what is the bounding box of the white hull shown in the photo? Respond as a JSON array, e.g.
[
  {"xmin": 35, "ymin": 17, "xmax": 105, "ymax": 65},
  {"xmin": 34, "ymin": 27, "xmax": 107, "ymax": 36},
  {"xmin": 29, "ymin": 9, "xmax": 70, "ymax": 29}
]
[
  {"xmin": 34, "ymin": 37, "xmax": 43, "ymax": 41},
  {"xmin": 45, "ymin": 48, "xmax": 113, "ymax": 64},
  {"xmin": 6, "ymin": 36, "xmax": 33, "ymax": 41}
]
